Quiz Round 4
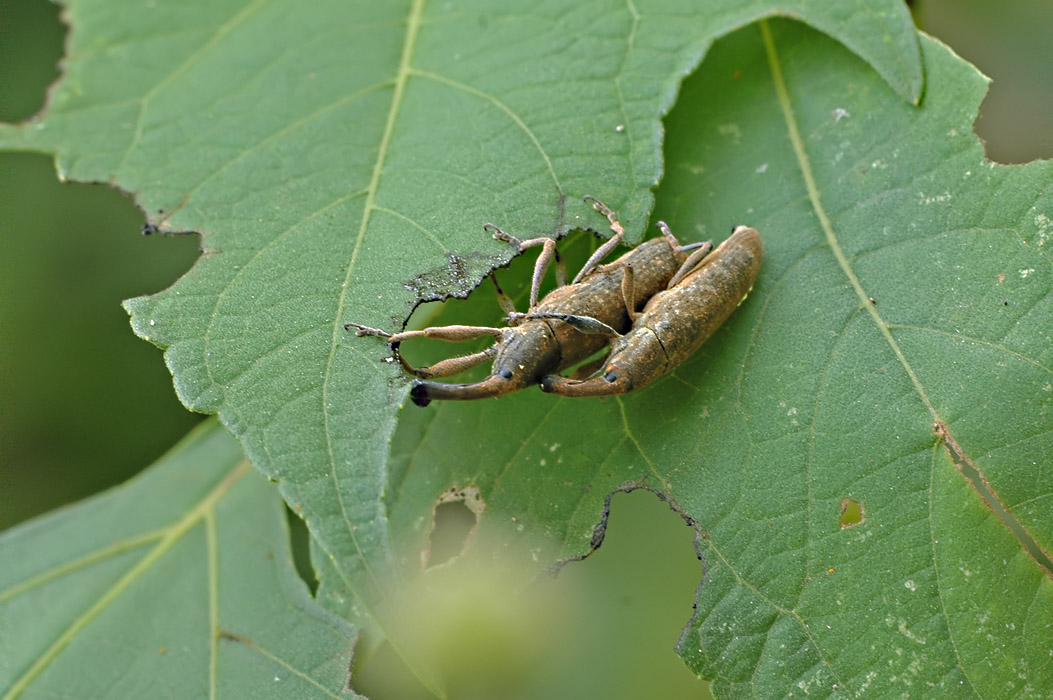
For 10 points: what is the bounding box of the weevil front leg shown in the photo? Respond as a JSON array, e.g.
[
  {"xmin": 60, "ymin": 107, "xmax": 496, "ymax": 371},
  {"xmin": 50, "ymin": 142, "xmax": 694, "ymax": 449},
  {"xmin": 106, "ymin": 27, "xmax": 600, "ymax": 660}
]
[
  {"xmin": 572, "ymin": 196, "xmax": 626, "ymax": 283},
  {"xmin": 486, "ymin": 224, "xmax": 567, "ymax": 309},
  {"xmin": 346, "ymin": 322, "xmax": 505, "ymax": 345},
  {"xmin": 409, "ymin": 345, "xmax": 499, "ymax": 379},
  {"xmin": 514, "ymin": 312, "xmax": 622, "ymax": 338},
  {"xmin": 344, "ymin": 321, "xmax": 505, "ymax": 378}
]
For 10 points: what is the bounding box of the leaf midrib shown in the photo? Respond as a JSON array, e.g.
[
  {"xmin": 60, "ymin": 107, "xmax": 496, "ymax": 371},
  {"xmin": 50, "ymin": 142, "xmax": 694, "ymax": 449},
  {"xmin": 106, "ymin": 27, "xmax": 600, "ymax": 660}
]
[{"xmin": 759, "ymin": 20, "xmax": 939, "ymax": 422}]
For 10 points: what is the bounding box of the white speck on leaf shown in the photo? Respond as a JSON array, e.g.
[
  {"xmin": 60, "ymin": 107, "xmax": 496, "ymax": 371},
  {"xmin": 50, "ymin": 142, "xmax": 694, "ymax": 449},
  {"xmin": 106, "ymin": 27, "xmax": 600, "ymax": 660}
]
[
  {"xmin": 919, "ymin": 191, "xmax": 952, "ymax": 205},
  {"xmin": 1036, "ymin": 213, "xmax": 1051, "ymax": 246}
]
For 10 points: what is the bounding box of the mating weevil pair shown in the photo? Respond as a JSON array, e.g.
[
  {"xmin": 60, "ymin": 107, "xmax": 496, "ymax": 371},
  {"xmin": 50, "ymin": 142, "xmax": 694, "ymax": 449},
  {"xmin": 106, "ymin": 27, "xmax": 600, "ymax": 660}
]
[{"xmin": 346, "ymin": 197, "xmax": 763, "ymax": 407}]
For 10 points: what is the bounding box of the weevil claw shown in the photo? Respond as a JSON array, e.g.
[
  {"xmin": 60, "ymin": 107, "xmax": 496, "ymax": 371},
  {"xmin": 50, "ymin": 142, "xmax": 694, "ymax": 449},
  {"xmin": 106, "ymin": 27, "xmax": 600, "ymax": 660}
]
[{"xmin": 344, "ymin": 322, "xmax": 391, "ymax": 338}]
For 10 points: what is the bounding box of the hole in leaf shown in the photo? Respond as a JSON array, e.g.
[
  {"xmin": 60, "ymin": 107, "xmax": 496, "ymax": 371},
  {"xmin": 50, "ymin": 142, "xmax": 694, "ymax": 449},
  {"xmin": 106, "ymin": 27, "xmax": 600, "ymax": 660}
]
[
  {"xmin": 914, "ymin": 0, "xmax": 1053, "ymax": 163},
  {"xmin": 839, "ymin": 497, "xmax": 865, "ymax": 529},
  {"xmin": 423, "ymin": 485, "xmax": 484, "ymax": 568},
  {"xmin": 0, "ymin": 0, "xmax": 64, "ymax": 122}
]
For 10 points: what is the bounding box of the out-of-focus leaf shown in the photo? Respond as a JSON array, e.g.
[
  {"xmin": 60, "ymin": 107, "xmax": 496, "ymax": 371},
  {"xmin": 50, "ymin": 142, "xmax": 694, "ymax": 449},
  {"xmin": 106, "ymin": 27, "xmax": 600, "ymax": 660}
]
[
  {"xmin": 0, "ymin": 0, "xmax": 922, "ymax": 641},
  {"xmin": 0, "ymin": 420, "xmax": 358, "ymax": 700}
]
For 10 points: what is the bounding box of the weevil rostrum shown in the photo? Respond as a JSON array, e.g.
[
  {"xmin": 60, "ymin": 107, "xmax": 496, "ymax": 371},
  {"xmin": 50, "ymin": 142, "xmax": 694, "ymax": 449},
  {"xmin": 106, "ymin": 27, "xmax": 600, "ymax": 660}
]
[{"xmin": 346, "ymin": 197, "xmax": 762, "ymax": 406}]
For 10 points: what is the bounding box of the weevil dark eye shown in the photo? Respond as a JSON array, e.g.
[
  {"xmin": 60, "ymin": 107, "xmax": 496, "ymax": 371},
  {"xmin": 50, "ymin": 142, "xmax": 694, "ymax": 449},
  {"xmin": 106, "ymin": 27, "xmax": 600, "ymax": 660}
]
[
  {"xmin": 604, "ymin": 370, "xmax": 619, "ymax": 383},
  {"xmin": 498, "ymin": 368, "xmax": 513, "ymax": 380}
]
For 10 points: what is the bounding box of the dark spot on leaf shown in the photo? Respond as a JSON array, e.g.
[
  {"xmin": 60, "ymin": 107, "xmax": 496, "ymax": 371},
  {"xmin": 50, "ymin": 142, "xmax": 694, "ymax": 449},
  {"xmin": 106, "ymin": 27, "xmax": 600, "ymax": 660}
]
[
  {"xmin": 839, "ymin": 497, "xmax": 864, "ymax": 529},
  {"xmin": 141, "ymin": 222, "xmax": 196, "ymax": 236}
]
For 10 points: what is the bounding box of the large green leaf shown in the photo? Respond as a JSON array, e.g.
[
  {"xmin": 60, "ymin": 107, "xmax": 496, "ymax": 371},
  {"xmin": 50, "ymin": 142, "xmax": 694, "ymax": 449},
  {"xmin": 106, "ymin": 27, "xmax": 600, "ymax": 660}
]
[
  {"xmin": 0, "ymin": 420, "xmax": 358, "ymax": 699},
  {"xmin": 8, "ymin": 1, "xmax": 1051, "ymax": 697},
  {"xmin": 0, "ymin": 0, "xmax": 923, "ymax": 641},
  {"xmin": 383, "ymin": 21, "xmax": 1053, "ymax": 699}
]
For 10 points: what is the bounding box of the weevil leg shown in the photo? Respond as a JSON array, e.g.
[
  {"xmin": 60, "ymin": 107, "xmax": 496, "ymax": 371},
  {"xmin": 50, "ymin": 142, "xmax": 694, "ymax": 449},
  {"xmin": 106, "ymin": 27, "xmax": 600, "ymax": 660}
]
[
  {"xmin": 523, "ymin": 312, "xmax": 622, "ymax": 338},
  {"xmin": 386, "ymin": 325, "xmax": 506, "ymax": 344},
  {"xmin": 490, "ymin": 272, "xmax": 518, "ymax": 316},
  {"xmin": 344, "ymin": 322, "xmax": 393, "ymax": 338},
  {"xmin": 407, "ymin": 345, "xmax": 499, "ymax": 379},
  {"xmin": 656, "ymin": 220, "xmax": 710, "ymax": 254},
  {"xmin": 656, "ymin": 221, "xmax": 714, "ymax": 289},
  {"xmin": 666, "ymin": 241, "xmax": 716, "ymax": 289},
  {"xmin": 487, "ymin": 223, "xmax": 558, "ymax": 309},
  {"xmin": 573, "ymin": 196, "xmax": 626, "ymax": 283}
]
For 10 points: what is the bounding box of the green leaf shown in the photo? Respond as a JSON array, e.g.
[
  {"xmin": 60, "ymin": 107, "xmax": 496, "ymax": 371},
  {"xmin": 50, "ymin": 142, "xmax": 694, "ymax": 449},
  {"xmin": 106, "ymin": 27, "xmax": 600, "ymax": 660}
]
[
  {"xmin": 0, "ymin": 0, "xmax": 923, "ymax": 640},
  {"xmin": 0, "ymin": 420, "xmax": 358, "ymax": 700},
  {"xmin": 385, "ymin": 21, "xmax": 1053, "ymax": 699}
]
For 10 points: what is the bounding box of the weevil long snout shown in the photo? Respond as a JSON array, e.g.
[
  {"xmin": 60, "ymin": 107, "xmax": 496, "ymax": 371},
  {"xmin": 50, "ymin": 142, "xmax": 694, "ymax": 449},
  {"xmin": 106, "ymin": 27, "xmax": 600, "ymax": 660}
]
[
  {"xmin": 542, "ymin": 226, "xmax": 763, "ymax": 397},
  {"xmin": 411, "ymin": 374, "xmax": 516, "ymax": 407}
]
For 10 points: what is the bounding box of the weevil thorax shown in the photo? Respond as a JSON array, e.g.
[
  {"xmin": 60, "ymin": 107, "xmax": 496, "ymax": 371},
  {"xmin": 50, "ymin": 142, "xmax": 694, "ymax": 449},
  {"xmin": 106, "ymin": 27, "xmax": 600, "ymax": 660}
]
[
  {"xmin": 489, "ymin": 321, "xmax": 563, "ymax": 389},
  {"xmin": 602, "ymin": 328, "xmax": 669, "ymax": 391}
]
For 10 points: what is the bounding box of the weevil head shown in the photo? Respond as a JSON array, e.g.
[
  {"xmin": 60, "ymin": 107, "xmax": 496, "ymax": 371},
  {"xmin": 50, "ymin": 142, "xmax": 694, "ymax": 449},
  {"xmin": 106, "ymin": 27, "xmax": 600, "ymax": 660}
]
[
  {"xmin": 488, "ymin": 321, "xmax": 562, "ymax": 387},
  {"xmin": 409, "ymin": 322, "xmax": 562, "ymax": 405}
]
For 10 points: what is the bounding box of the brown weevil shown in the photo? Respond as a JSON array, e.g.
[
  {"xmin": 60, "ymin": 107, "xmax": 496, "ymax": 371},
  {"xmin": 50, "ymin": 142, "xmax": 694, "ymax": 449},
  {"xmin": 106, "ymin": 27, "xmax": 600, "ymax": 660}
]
[
  {"xmin": 541, "ymin": 224, "xmax": 762, "ymax": 396},
  {"xmin": 346, "ymin": 198, "xmax": 760, "ymax": 406}
]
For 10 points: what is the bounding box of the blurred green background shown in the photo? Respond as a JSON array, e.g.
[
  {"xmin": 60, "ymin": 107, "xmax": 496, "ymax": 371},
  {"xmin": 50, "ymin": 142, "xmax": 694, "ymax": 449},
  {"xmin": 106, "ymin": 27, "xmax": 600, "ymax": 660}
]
[{"xmin": 1, "ymin": 1, "xmax": 1049, "ymax": 698}]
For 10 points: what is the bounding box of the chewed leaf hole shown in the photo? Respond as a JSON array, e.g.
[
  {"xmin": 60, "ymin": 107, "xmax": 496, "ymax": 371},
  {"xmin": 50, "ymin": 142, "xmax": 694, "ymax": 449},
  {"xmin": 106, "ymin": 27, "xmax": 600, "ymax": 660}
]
[
  {"xmin": 839, "ymin": 497, "xmax": 864, "ymax": 529},
  {"xmin": 423, "ymin": 485, "xmax": 484, "ymax": 569}
]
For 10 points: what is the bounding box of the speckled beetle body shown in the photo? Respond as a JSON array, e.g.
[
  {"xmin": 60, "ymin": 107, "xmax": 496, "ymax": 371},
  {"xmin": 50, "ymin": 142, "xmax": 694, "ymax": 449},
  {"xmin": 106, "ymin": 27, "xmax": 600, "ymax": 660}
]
[{"xmin": 541, "ymin": 225, "xmax": 762, "ymax": 396}]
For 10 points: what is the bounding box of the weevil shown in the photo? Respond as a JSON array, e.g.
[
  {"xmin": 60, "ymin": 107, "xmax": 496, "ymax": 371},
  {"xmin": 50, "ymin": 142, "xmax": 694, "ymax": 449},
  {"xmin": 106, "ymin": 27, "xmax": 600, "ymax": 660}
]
[
  {"xmin": 346, "ymin": 197, "xmax": 713, "ymax": 406},
  {"xmin": 541, "ymin": 224, "xmax": 763, "ymax": 396}
]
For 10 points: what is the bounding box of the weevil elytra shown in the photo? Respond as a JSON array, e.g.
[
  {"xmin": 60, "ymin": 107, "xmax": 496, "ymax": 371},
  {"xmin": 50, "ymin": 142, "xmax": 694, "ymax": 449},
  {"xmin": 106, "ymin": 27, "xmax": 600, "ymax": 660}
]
[
  {"xmin": 540, "ymin": 224, "xmax": 762, "ymax": 396},
  {"xmin": 346, "ymin": 198, "xmax": 759, "ymax": 406}
]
